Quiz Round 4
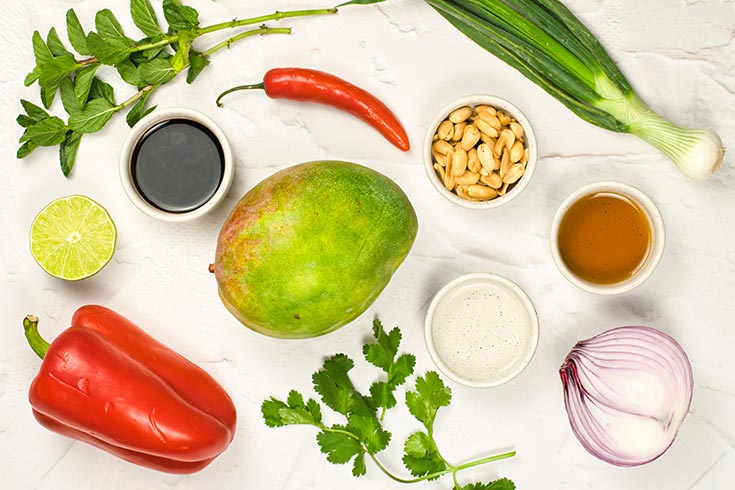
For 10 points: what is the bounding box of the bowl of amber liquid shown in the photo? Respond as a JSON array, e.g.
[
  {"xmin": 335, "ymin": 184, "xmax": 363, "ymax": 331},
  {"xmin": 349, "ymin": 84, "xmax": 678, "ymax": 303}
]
[{"xmin": 550, "ymin": 182, "xmax": 665, "ymax": 294}]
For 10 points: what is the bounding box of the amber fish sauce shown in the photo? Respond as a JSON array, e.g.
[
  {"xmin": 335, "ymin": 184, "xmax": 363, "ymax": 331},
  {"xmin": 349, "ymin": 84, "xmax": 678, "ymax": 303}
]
[{"xmin": 557, "ymin": 192, "xmax": 652, "ymax": 285}]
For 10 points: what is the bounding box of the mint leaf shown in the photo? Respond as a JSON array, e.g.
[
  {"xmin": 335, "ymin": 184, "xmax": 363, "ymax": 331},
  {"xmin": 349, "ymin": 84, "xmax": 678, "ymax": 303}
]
[
  {"xmin": 66, "ymin": 9, "xmax": 90, "ymax": 55},
  {"xmin": 87, "ymin": 32, "xmax": 130, "ymax": 65},
  {"xmin": 163, "ymin": 0, "xmax": 199, "ymax": 31},
  {"xmin": 186, "ymin": 50, "xmax": 209, "ymax": 83},
  {"xmin": 405, "ymin": 371, "xmax": 451, "ymax": 430},
  {"xmin": 32, "ymin": 30, "xmax": 53, "ymax": 66},
  {"xmin": 47, "ymin": 28, "xmax": 70, "ymax": 56},
  {"xmin": 317, "ymin": 428, "xmax": 364, "ymax": 465},
  {"xmin": 24, "ymin": 66, "xmax": 41, "ymax": 87},
  {"xmin": 402, "ymin": 431, "xmax": 446, "ymax": 479},
  {"xmin": 25, "ymin": 117, "xmax": 68, "ymax": 146},
  {"xmin": 138, "ymin": 58, "xmax": 176, "ymax": 84},
  {"xmin": 126, "ymin": 92, "xmax": 155, "ymax": 128},
  {"xmin": 116, "ymin": 60, "xmax": 144, "ymax": 87},
  {"xmin": 38, "ymin": 54, "xmax": 78, "ymax": 89},
  {"xmin": 131, "ymin": 0, "xmax": 163, "ymax": 37},
  {"xmin": 59, "ymin": 77, "xmax": 81, "ymax": 114},
  {"xmin": 89, "ymin": 77, "xmax": 115, "ymax": 105},
  {"xmin": 59, "ymin": 131, "xmax": 81, "ymax": 176},
  {"xmin": 17, "ymin": 115, "xmax": 34, "ymax": 128},
  {"xmin": 74, "ymin": 64, "xmax": 100, "ymax": 107},
  {"xmin": 17, "ymin": 141, "xmax": 38, "ymax": 159},
  {"xmin": 312, "ymin": 354, "xmax": 373, "ymax": 417},
  {"xmin": 40, "ymin": 87, "xmax": 56, "ymax": 109},
  {"xmin": 21, "ymin": 99, "xmax": 50, "ymax": 122},
  {"xmin": 95, "ymin": 9, "xmax": 131, "ymax": 44},
  {"xmin": 69, "ymin": 98, "xmax": 117, "ymax": 134},
  {"xmin": 338, "ymin": 0, "xmax": 387, "ymax": 6},
  {"xmin": 461, "ymin": 479, "xmax": 516, "ymax": 490}
]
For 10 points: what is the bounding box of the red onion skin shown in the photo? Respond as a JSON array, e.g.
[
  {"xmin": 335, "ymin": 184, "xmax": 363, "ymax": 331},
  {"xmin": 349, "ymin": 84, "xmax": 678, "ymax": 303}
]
[{"xmin": 559, "ymin": 326, "xmax": 693, "ymax": 467}]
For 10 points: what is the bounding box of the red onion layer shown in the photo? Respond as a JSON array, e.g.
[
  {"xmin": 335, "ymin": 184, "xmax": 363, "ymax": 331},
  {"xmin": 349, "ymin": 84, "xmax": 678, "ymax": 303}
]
[{"xmin": 559, "ymin": 326, "xmax": 693, "ymax": 466}]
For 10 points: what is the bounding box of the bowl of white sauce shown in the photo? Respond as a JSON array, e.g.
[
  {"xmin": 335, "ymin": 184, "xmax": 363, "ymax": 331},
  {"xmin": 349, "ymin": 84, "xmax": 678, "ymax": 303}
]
[{"xmin": 424, "ymin": 273, "xmax": 539, "ymax": 387}]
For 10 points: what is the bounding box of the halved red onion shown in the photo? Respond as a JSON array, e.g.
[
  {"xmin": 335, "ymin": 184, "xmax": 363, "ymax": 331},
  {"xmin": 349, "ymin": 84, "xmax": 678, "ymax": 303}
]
[{"xmin": 559, "ymin": 326, "xmax": 693, "ymax": 466}]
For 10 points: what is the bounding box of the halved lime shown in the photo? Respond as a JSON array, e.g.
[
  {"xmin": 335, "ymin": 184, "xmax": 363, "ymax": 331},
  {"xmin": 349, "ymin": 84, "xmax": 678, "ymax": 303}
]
[{"xmin": 29, "ymin": 195, "xmax": 117, "ymax": 281}]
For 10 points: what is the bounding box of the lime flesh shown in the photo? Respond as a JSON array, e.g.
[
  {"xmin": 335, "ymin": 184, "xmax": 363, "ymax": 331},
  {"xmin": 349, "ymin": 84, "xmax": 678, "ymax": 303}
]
[{"xmin": 29, "ymin": 195, "xmax": 117, "ymax": 281}]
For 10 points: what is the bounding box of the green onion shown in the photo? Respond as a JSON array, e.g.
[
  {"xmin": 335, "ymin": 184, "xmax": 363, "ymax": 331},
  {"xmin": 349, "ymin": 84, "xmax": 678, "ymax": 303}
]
[{"xmin": 426, "ymin": 0, "xmax": 725, "ymax": 179}]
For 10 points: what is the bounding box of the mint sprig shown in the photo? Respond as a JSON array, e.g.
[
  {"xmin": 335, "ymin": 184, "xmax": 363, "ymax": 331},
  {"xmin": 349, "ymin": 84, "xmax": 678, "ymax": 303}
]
[
  {"xmin": 17, "ymin": 0, "xmax": 383, "ymax": 176},
  {"xmin": 261, "ymin": 319, "xmax": 515, "ymax": 488}
]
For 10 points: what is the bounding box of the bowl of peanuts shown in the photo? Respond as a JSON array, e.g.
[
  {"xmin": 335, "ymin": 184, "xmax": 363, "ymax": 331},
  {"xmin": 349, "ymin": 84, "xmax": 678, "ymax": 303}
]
[{"xmin": 424, "ymin": 94, "xmax": 537, "ymax": 209}]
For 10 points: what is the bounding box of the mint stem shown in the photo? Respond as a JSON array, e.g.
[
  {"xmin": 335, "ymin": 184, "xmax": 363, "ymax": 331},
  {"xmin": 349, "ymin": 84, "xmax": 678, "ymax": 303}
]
[
  {"xmin": 196, "ymin": 8, "xmax": 337, "ymax": 36},
  {"xmin": 200, "ymin": 26, "xmax": 291, "ymax": 58}
]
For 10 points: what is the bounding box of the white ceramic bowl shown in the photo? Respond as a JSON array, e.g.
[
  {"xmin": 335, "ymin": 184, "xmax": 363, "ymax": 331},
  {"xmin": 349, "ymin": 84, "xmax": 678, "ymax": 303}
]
[
  {"xmin": 119, "ymin": 107, "xmax": 234, "ymax": 222},
  {"xmin": 550, "ymin": 181, "xmax": 665, "ymax": 295},
  {"xmin": 423, "ymin": 94, "xmax": 538, "ymax": 209},
  {"xmin": 424, "ymin": 273, "xmax": 540, "ymax": 388}
]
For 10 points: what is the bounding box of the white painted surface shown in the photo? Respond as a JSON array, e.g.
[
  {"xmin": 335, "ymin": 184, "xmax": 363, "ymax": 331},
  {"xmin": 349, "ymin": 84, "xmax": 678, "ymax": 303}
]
[{"xmin": 1, "ymin": 1, "xmax": 733, "ymax": 489}]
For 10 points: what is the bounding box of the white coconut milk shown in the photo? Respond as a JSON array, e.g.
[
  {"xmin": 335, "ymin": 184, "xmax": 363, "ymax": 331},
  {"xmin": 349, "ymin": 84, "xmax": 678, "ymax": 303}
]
[{"xmin": 429, "ymin": 277, "xmax": 537, "ymax": 386}]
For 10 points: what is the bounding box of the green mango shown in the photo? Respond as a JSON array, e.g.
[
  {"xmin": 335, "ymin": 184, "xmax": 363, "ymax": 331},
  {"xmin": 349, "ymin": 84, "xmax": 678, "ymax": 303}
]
[{"xmin": 213, "ymin": 161, "xmax": 418, "ymax": 338}]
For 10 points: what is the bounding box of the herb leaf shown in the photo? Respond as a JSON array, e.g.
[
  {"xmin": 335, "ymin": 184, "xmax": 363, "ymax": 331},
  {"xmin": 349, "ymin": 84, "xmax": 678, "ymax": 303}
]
[
  {"xmin": 402, "ymin": 431, "xmax": 447, "ymax": 479},
  {"xmin": 25, "ymin": 117, "xmax": 68, "ymax": 146},
  {"xmin": 17, "ymin": 141, "xmax": 38, "ymax": 159},
  {"xmin": 312, "ymin": 354, "xmax": 373, "ymax": 417},
  {"xmin": 138, "ymin": 58, "xmax": 176, "ymax": 84},
  {"xmin": 60, "ymin": 131, "xmax": 82, "ymax": 176},
  {"xmin": 32, "ymin": 31, "xmax": 53, "ymax": 66},
  {"xmin": 47, "ymin": 28, "xmax": 70, "ymax": 56},
  {"xmin": 405, "ymin": 371, "xmax": 451, "ymax": 431},
  {"xmin": 89, "ymin": 77, "xmax": 116, "ymax": 105},
  {"xmin": 38, "ymin": 54, "xmax": 78, "ymax": 89},
  {"xmin": 21, "ymin": 99, "xmax": 50, "ymax": 122},
  {"xmin": 74, "ymin": 64, "xmax": 100, "ymax": 107},
  {"xmin": 95, "ymin": 9, "xmax": 131, "ymax": 44},
  {"xmin": 66, "ymin": 9, "xmax": 90, "ymax": 55},
  {"xmin": 261, "ymin": 390, "xmax": 323, "ymax": 427},
  {"xmin": 317, "ymin": 427, "xmax": 364, "ymax": 465},
  {"xmin": 116, "ymin": 60, "xmax": 144, "ymax": 87},
  {"xmin": 126, "ymin": 90, "xmax": 155, "ymax": 127},
  {"xmin": 163, "ymin": 0, "xmax": 200, "ymax": 31},
  {"xmin": 347, "ymin": 414, "xmax": 390, "ymax": 454},
  {"xmin": 363, "ymin": 319, "xmax": 415, "ymax": 413},
  {"xmin": 186, "ymin": 50, "xmax": 209, "ymax": 83},
  {"xmin": 59, "ymin": 77, "xmax": 81, "ymax": 114},
  {"xmin": 461, "ymin": 479, "xmax": 516, "ymax": 490},
  {"xmin": 131, "ymin": 0, "xmax": 163, "ymax": 38},
  {"xmin": 69, "ymin": 98, "xmax": 117, "ymax": 134},
  {"xmin": 87, "ymin": 32, "xmax": 131, "ymax": 65}
]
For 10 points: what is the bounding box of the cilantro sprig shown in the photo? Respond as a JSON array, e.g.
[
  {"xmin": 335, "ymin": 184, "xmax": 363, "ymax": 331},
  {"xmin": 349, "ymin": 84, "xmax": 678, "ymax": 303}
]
[
  {"xmin": 262, "ymin": 319, "xmax": 516, "ymax": 489},
  {"xmin": 17, "ymin": 0, "xmax": 382, "ymax": 176}
]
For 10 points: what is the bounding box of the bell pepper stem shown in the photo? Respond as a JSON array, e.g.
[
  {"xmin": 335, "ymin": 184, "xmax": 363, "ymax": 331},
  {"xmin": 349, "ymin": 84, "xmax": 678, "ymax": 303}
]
[{"xmin": 23, "ymin": 315, "xmax": 50, "ymax": 359}]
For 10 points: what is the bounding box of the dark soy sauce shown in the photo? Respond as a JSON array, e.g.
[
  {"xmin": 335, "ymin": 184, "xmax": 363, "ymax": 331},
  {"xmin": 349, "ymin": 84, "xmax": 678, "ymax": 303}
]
[{"xmin": 132, "ymin": 119, "xmax": 225, "ymax": 213}]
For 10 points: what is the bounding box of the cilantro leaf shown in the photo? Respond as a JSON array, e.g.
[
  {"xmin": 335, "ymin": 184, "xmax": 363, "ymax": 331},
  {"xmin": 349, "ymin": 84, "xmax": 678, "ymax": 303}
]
[
  {"xmin": 66, "ymin": 9, "xmax": 90, "ymax": 55},
  {"xmin": 317, "ymin": 427, "xmax": 364, "ymax": 465},
  {"xmin": 261, "ymin": 390, "xmax": 322, "ymax": 428},
  {"xmin": 402, "ymin": 431, "xmax": 446, "ymax": 479},
  {"xmin": 363, "ymin": 319, "xmax": 416, "ymax": 413},
  {"xmin": 347, "ymin": 414, "xmax": 390, "ymax": 454},
  {"xmin": 130, "ymin": 0, "xmax": 163, "ymax": 38},
  {"xmin": 405, "ymin": 371, "xmax": 451, "ymax": 430},
  {"xmin": 312, "ymin": 354, "xmax": 373, "ymax": 417},
  {"xmin": 461, "ymin": 478, "xmax": 516, "ymax": 490},
  {"xmin": 163, "ymin": 0, "xmax": 200, "ymax": 31}
]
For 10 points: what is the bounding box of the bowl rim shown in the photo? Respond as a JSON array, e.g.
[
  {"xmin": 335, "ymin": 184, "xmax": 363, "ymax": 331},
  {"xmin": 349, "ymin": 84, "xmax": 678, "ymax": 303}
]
[
  {"xmin": 423, "ymin": 94, "xmax": 538, "ymax": 209},
  {"xmin": 549, "ymin": 181, "xmax": 666, "ymax": 295},
  {"xmin": 118, "ymin": 107, "xmax": 234, "ymax": 222},
  {"xmin": 424, "ymin": 272, "xmax": 540, "ymax": 388}
]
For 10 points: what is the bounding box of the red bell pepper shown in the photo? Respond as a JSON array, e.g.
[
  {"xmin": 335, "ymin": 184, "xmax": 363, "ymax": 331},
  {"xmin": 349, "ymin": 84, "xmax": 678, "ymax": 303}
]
[{"xmin": 23, "ymin": 305, "xmax": 237, "ymax": 474}]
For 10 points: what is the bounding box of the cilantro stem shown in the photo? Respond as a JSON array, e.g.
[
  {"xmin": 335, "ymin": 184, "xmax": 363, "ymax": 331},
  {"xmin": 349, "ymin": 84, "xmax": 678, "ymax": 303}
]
[
  {"xmin": 195, "ymin": 8, "xmax": 337, "ymax": 36},
  {"xmin": 200, "ymin": 27, "xmax": 292, "ymax": 58}
]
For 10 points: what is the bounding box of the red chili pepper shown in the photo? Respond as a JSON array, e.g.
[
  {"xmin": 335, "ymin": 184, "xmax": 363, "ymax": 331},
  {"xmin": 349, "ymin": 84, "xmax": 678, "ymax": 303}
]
[
  {"xmin": 23, "ymin": 305, "xmax": 237, "ymax": 474},
  {"xmin": 217, "ymin": 67, "xmax": 410, "ymax": 152}
]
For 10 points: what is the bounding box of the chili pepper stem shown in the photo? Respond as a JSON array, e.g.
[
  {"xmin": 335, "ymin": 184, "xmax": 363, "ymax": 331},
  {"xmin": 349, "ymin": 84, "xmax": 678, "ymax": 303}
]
[
  {"xmin": 216, "ymin": 83, "xmax": 266, "ymax": 107},
  {"xmin": 23, "ymin": 315, "xmax": 50, "ymax": 359}
]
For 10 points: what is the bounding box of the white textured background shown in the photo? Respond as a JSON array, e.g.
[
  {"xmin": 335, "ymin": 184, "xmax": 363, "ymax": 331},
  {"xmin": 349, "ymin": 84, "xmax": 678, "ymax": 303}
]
[{"xmin": 1, "ymin": 1, "xmax": 734, "ymax": 489}]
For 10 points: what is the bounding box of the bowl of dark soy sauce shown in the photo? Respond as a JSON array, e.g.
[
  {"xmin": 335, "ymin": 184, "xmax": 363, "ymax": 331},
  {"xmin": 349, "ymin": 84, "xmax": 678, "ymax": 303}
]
[{"xmin": 120, "ymin": 108, "xmax": 234, "ymax": 222}]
